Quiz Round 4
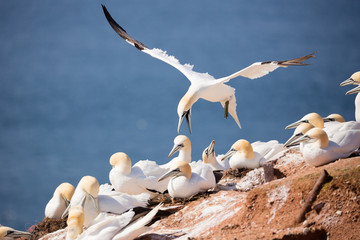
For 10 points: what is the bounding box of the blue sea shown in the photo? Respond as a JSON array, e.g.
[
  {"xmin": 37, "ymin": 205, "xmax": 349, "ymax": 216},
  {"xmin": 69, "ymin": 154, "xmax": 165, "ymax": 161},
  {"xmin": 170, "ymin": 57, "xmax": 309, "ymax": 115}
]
[{"xmin": 1, "ymin": 0, "xmax": 359, "ymax": 230}]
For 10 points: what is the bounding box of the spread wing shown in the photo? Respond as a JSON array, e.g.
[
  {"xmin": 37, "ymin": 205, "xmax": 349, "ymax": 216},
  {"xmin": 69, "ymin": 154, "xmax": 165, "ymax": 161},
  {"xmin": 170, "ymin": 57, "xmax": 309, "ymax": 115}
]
[
  {"xmin": 102, "ymin": 5, "xmax": 214, "ymax": 83},
  {"xmin": 102, "ymin": 5, "xmax": 315, "ymax": 85},
  {"xmin": 216, "ymin": 52, "xmax": 316, "ymax": 83}
]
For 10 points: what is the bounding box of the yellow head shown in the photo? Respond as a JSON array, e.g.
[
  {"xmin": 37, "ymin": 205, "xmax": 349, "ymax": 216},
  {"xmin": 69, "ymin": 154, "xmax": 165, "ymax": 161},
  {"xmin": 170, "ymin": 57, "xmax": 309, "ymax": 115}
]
[
  {"xmin": 66, "ymin": 206, "xmax": 85, "ymax": 240},
  {"xmin": 350, "ymin": 71, "xmax": 360, "ymax": 83},
  {"xmin": 222, "ymin": 139, "xmax": 254, "ymax": 161},
  {"xmin": 158, "ymin": 160, "xmax": 192, "ymax": 181},
  {"xmin": 323, "ymin": 113, "xmax": 345, "ymax": 123},
  {"xmin": 177, "ymin": 93, "xmax": 197, "ymax": 134},
  {"xmin": 78, "ymin": 176, "xmax": 99, "ymax": 198},
  {"xmin": 202, "ymin": 140, "xmax": 215, "ymax": 164},
  {"xmin": 0, "ymin": 226, "xmax": 31, "ymax": 239},
  {"xmin": 109, "ymin": 152, "xmax": 132, "ymax": 175},
  {"xmin": 168, "ymin": 135, "xmax": 191, "ymax": 158},
  {"xmin": 55, "ymin": 182, "xmax": 75, "ymax": 202},
  {"xmin": 290, "ymin": 128, "xmax": 329, "ymax": 149},
  {"xmin": 294, "ymin": 122, "xmax": 315, "ymax": 135},
  {"xmin": 285, "ymin": 112, "xmax": 323, "ymax": 129}
]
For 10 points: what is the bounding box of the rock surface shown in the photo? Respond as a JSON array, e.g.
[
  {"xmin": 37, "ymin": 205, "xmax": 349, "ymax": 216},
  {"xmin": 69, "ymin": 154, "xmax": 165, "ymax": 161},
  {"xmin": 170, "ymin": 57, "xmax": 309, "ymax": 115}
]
[{"xmin": 31, "ymin": 150, "xmax": 360, "ymax": 240}]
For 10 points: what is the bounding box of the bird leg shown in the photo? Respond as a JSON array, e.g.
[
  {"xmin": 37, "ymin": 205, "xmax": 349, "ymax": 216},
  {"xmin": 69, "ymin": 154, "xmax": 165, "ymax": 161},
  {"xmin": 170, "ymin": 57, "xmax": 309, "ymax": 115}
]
[{"xmin": 224, "ymin": 100, "xmax": 229, "ymax": 119}]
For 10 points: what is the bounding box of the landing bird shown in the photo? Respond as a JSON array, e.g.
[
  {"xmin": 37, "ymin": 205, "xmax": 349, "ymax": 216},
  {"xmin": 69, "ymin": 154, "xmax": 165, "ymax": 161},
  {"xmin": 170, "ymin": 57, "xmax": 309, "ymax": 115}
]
[
  {"xmin": 45, "ymin": 182, "xmax": 75, "ymax": 219},
  {"xmin": 0, "ymin": 226, "xmax": 31, "ymax": 240},
  {"xmin": 340, "ymin": 71, "xmax": 360, "ymax": 122},
  {"xmin": 285, "ymin": 128, "xmax": 360, "ymax": 167},
  {"xmin": 102, "ymin": 5, "xmax": 315, "ymax": 134}
]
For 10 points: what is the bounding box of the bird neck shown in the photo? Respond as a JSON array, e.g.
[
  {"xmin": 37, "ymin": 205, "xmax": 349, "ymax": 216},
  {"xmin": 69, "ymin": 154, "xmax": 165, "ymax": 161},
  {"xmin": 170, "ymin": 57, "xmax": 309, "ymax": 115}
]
[
  {"xmin": 178, "ymin": 148, "xmax": 191, "ymax": 163},
  {"xmin": 355, "ymin": 93, "xmax": 360, "ymax": 122}
]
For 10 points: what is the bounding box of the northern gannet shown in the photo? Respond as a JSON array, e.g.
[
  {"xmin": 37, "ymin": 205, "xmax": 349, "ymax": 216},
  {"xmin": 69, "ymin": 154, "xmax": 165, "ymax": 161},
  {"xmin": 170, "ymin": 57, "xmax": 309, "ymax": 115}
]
[
  {"xmin": 65, "ymin": 176, "xmax": 100, "ymax": 228},
  {"xmin": 66, "ymin": 205, "xmax": 85, "ymax": 240},
  {"xmin": 75, "ymin": 204, "xmax": 162, "ymax": 240},
  {"xmin": 285, "ymin": 112, "xmax": 324, "ymax": 129},
  {"xmin": 340, "ymin": 71, "xmax": 360, "ymax": 122},
  {"xmin": 201, "ymin": 140, "xmax": 229, "ymax": 171},
  {"xmin": 158, "ymin": 161, "xmax": 216, "ymax": 198},
  {"xmin": 284, "ymin": 122, "xmax": 314, "ymax": 149},
  {"xmin": 0, "ymin": 226, "xmax": 31, "ymax": 240},
  {"xmin": 45, "ymin": 182, "xmax": 75, "ymax": 219},
  {"xmin": 165, "ymin": 135, "xmax": 192, "ymax": 167},
  {"xmin": 285, "ymin": 128, "xmax": 360, "ymax": 166},
  {"xmin": 109, "ymin": 152, "xmax": 168, "ymax": 195},
  {"xmin": 221, "ymin": 139, "xmax": 284, "ymax": 169},
  {"xmin": 102, "ymin": 5, "xmax": 315, "ymax": 134}
]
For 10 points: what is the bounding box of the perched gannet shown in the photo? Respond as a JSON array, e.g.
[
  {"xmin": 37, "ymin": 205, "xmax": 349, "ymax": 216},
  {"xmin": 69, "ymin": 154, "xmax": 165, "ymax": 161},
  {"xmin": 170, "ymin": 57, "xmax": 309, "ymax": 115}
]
[
  {"xmin": 158, "ymin": 161, "xmax": 216, "ymax": 198},
  {"xmin": 221, "ymin": 139, "xmax": 280, "ymax": 169},
  {"xmin": 75, "ymin": 203, "xmax": 162, "ymax": 240},
  {"xmin": 66, "ymin": 205, "xmax": 85, "ymax": 240},
  {"xmin": 97, "ymin": 184, "xmax": 150, "ymax": 215},
  {"xmin": 200, "ymin": 140, "xmax": 229, "ymax": 171},
  {"xmin": 109, "ymin": 152, "xmax": 168, "ymax": 195},
  {"xmin": 286, "ymin": 128, "xmax": 360, "ymax": 166},
  {"xmin": 164, "ymin": 135, "xmax": 192, "ymax": 167},
  {"xmin": 285, "ymin": 112, "xmax": 324, "ymax": 129},
  {"xmin": 0, "ymin": 226, "xmax": 31, "ymax": 240},
  {"xmin": 284, "ymin": 122, "xmax": 314, "ymax": 149},
  {"xmin": 45, "ymin": 182, "xmax": 75, "ymax": 219},
  {"xmin": 65, "ymin": 176, "xmax": 100, "ymax": 228},
  {"xmin": 102, "ymin": 5, "xmax": 315, "ymax": 134},
  {"xmin": 340, "ymin": 71, "xmax": 360, "ymax": 122}
]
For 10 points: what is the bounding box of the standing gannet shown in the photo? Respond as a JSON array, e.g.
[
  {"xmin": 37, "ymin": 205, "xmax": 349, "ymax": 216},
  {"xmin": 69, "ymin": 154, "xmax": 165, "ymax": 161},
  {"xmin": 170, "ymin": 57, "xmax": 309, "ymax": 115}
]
[
  {"xmin": 340, "ymin": 71, "xmax": 360, "ymax": 122},
  {"xmin": 221, "ymin": 139, "xmax": 276, "ymax": 169},
  {"xmin": 165, "ymin": 135, "xmax": 192, "ymax": 167},
  {"xmin": 64, "ymin": 176, "xmax": 100, "ymax": 228},
  {"xmin": 285, "ymin": 128, "xmax": 360, "ymax": 166},
  {"xmin": 45, "ymin": 182, "xmax": 75, "ymax": 219},
  {"xmin": 102, "ymin": 5, "xmax": 315, "ymax": 134},
  {"xmin": 158, "ymin": 161, "xmax": 216, "ymax": 198},
  {"xmin": 109, "ymin": 152, "xmax": 168, "ymax": 195},
  {"xmin": 0, "ymin": 226, "xmax": 31, "ymax": 240},
  {"xmin": 284, "ymin": 122, "xmax": 314, "ymax": 149},
  {"xmin": 200, "ymin": 140, "xmax": 229, "ymax": 171}
]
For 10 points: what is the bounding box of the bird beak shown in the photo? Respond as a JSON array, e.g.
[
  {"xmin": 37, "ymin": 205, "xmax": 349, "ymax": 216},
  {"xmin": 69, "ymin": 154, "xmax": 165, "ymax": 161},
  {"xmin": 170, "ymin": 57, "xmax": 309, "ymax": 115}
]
[
  {"xmin": 178, "ymin": 109, "xmax": 192, "ymax": 135},
  {"xmin": 346, "ymin": 85, "xmax": 360, "ymax": 95},
  {"xmin": 168, "ymin": 144, "xmax": 183, "ymax": 158},
  {"xmin": 284, "ymin": 133, "xmax": 303, "ymax": 147},
  {"xmin": 207, "ymin": 140, "xmax": 215, "ymax": 156},
  {"xmin": 285, "ymin": 120, "xmax": 308, "ymax": 129},
  {"xmin": 158, "ymin": 168, "xmax": 181, "ymax": 182},
  {"xmin": 285, "ymin": 135, "xmax": 311, "ymax": 147},
  {"xmin": 221, "ymin": 149, "xmax": 236, "ymax": 161},
  {"xmin": 6, "ymin": 230, "xmax": 31, "ymax": 239},
  {"xmin": 322, "ymin": 117, "xmax": 335, "ymax": 123},
  {"xmin": 339, "ymin": 78, "xmax": 355, "ymax": 86}
]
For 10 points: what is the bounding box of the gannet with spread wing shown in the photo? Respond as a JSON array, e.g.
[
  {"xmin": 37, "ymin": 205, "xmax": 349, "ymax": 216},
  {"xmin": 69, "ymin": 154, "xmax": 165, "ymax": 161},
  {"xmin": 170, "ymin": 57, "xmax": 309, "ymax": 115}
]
[{"xmin": 102, "ymin": 5, "xmax": 315, "ymax": 134}]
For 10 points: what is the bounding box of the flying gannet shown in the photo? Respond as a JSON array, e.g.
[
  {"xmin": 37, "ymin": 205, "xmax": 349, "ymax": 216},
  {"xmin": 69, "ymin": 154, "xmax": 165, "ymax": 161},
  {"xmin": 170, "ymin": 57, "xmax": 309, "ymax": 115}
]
[
  {"xmin": 45, "ymin": 182, "xmax": 75, "ymax": 219},
  {"xmin": 0, "ymin": 226, "xmax": 31, "ymax": 240},
  {"xmin": 340, "ymin": 71, "xmax": 360, "ymax": 122},
  {"xmin": 158, "ymin": 161, "xmax": 216, "ymax": 198},
  {"xmin": 102, "ymin": 5, "xmax": 315, "ymax": 134},
  {"xmin": 285, "ymin": 127, "xmax": 360, "ymax": 166}
]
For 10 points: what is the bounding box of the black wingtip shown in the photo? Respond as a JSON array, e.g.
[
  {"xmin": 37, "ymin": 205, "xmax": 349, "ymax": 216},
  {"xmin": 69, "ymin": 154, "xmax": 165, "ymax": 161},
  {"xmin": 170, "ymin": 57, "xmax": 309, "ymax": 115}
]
[{"xmin": 101, "ymin": 4, "xmax": 147, "ymax": 51}]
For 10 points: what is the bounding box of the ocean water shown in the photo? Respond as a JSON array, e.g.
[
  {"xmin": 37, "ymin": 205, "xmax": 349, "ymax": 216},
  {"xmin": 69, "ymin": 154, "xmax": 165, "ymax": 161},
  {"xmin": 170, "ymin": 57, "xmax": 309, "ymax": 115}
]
[{"xmin": 0, "ymin": 0, "xmax": 359, "ymax": 230}]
